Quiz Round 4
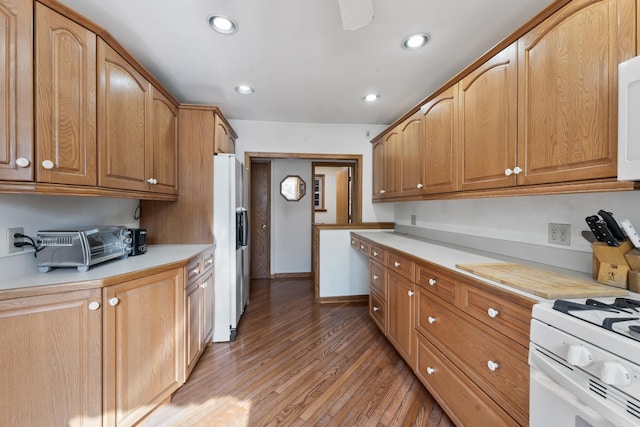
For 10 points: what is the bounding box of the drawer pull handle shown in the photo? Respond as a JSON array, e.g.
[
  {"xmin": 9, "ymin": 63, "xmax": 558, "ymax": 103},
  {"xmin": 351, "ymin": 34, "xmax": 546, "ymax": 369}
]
[
  {"xmin": 42, "ymin": 160, "xmax": 55, "ymax": 169},
  {"xmin": 351, "ymin": 240, "xmax": 355, "ymax": 244},
  {"xmin": 416, "ymin": 183, "xmax": 424, "ymax": 189},
  {"xmin": 487, "ymin": 308, "xmax": 499, "ymax": 318},
  {"xmin": 373, "ymin": 275, "xmax": 378, "ymax": 280},
  {"xmin": 373, "ymin": 251, "xmax": 378, "ymax": 256},
  {"xmin": 360, "ymin": 245, "xmax": 365, "ymax": 250},
  {"xmin": 487, "ymin": 360, "xmax": 500, "ymax": 371},
  {"xmin": 426, "ymin": 367, "xmax": 436, "ymax": 375},
  {"xmin": 394, "ymin": 261, "xmax": 400, "ymax": 268},
  {"xmin": 88, "ymin": 301, "xmax": 101, "ymax": 311},
  {"xmin": 109, "ymin": 297, "xmax": 119, "ymax": 306},
  {"xmin": 191, "ymin": 268, "xmax": 200, "ymax": 275},
  {"xmin": 380, "ymin": 189, "xmax": 386, "ymax": 194},
  {"xmin": 407, "ymin": 290, "xmax": 415, "ymax": 297},
  {"xmin": 427, "ymin": 316, "xmax": 436, "ymax": 324},
  {"xmin": 205, "ymin": 258, "xmax": 213, "ymax": 266},
  {"xmin": 373, "ymin": 306, "xmax": 380, "ymax": 312},
  {"xmin": 16, "ymin": 157, "xmax": 30, "ymax": 168},
  {"xmin": 428, "ymin": 278, "xmax": 436, "ymax": 286}
]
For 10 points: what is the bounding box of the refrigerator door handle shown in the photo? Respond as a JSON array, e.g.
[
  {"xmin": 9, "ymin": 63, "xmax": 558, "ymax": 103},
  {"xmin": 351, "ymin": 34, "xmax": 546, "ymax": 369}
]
[{"xmin": 236, "ymin": 207, "xmax": 249, "ymax": 249}]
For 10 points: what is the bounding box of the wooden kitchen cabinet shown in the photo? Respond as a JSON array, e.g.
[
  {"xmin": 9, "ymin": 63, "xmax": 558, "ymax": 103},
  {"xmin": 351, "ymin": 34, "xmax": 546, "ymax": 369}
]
[
  {"xmin": 35, "ymin": 2, "xmax": 97, "ymax": 186},
  {"xmin": 0, "ymin": 288, "xmax": 103, "ymax": 427},
  {"xmin": 371, "ymin": 139, "xmax": 385, "ymax": 200},
  {"xmin": 0, "ymin": 0, "xmax": 33, "ymax": 181},
  {"xmin": 103, "ymin": 268, "xmax": 185, "ymax": 427},
  {"xmin": 516, "ymin": 0, "xmax": 635, "ymax": 185},
  {"xmin": 382, "ymin": 128, "xmax": 401, "ymax": 197},
  {"xmin": 386, "ymin": 270, "xmax": 415, "ymax": 366},
  {"xmin": 185, "ymin": 249, "xmax": 214, "ymax": 378},
  {"xmin": 421, "ymin": 86, "xmax": 458, "ymax": 194},
  {"xmin": 399, "ymin": 112, "xmax": 424, "ymax": 196},
  {"xmin": 149, "ymin": 86, "xmax": 179, "ymax": 194},
  {"xmin": 458, "ymin": 42, "xmax": 518, "ymax": 191},
  {"xmin": 214, "ymin": 112, "xmax": 237, "ymax": 154}
]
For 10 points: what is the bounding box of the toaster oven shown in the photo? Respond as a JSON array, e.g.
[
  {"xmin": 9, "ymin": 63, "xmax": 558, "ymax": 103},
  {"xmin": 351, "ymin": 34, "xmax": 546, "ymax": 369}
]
[{"xmin": 36, "ymin": 226, "xmax": 132, "ymax": 272}]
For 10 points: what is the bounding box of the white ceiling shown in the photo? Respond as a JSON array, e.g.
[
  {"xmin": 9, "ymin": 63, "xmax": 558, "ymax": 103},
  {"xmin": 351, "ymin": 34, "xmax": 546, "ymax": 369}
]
[{"xmin": 56, "ymin": 0, "xmax": 553, "ymax": 125}]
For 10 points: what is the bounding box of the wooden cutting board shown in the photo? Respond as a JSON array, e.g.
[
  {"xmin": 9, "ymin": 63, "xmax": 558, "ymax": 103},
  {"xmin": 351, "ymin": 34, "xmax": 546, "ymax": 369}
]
[{"xmin": 456, "ymin": 262, "xmax": 628, "ymax": 299}]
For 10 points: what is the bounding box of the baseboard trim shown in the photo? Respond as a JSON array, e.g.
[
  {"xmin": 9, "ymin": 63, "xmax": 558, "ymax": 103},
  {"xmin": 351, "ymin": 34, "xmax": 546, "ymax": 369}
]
[
  {"xmin": 271, "ymin": 272, "xmax": 312, "ymax": 279},
  {"xmin": 319, "ymin": 295, "xmax": 368, "ymax": 304}
]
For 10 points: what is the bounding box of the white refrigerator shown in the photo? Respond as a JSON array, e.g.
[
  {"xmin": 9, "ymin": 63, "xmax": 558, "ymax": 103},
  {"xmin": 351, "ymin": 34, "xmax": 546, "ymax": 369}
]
[{"xmin": 213, "ymin": 153, "xmax": 249, "ymax": 342}]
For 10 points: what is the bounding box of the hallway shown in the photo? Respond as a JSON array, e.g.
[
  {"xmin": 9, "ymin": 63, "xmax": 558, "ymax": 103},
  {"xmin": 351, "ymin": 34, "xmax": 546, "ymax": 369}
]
[{"xmin": 140, "ymin": 278, "xmax": 453, "ymax": 426}]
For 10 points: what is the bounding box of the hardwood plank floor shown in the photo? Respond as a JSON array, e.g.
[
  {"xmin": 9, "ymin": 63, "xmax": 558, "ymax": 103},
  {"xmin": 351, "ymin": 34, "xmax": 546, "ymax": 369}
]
[{"xmin": 139, "ymin": 278, "xmax": 454, "ymax": 427}]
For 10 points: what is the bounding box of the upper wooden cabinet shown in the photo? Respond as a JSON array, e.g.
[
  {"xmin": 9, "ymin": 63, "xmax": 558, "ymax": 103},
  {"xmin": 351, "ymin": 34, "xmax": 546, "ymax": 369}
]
[
  {"xmin": 382, "ymin": 128, "xmax": 401, "ymax": 197},
  {"xmin": 149, "ymin": 87, "xmax": 179, "ymax": 194},
  {"xmin": 459, "ymin": 43, "xmax": 518, "ymax": 192},
  {"xmin": 214, "ymin": 112, "xmax": 237, "ymax": 154},
  {"xmin": 0, "ymin": 0, "xmax": 33, "ymax": 181},
  {"xmin": 35, "ymin": 2, "xmax": 97, "ymax": 186},
  {"xmin": 516, "ymin": 0, "xmax": 635, "ymax": 185},
  {"xmin": 372, "ymin": 139, "xmax": 385, "ymax": 200},
  {"xmin": 399, "ymin": 112, "xmax": 424, "ymax": 196},
  {"xmin": 421, "ymin": 86, "xmax": 458, "ymax": 194}
]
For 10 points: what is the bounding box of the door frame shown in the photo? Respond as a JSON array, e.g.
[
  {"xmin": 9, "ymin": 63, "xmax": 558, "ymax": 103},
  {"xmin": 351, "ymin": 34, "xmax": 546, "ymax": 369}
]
[{"xmin": 311, "ymin": 161, "xmax": 358, "ymax": 224}]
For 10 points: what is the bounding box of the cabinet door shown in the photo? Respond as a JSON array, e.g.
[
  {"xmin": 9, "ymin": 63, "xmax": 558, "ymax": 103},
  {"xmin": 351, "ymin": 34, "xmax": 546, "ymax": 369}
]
[
  {"xmin": 0, "ymin": 288, "xmax": 102, "ymax": 427},
  {"xmin": 149, "ymin": 86, "xmax": 178, "ymax": 194},
  {"xmin": 214, "ymin": 113, "xmax": 234, "ymax": 154},
  {"xmin": 104, "ymin": 269, "xmax": 184, "ymax": 427},
  {"xmin": 0, "ymin": 0, "xmax": 33, "ymax": 181},
  {"xmin": 459, "ymin": 43, "xmax": 517, "ymax": 191},
  {"xmin": 383, "ymin": 129, "xmax": 401, "ymax": 197},
  {"xmin": 422, "ymin": 86, "xmax": 458, "ymax": 194},
  {"xmin": 386, "ymin": 271, "xmax": 415, "ymax": 365},
  {"xmin": 399, "ymin": 112, "xmax": 424, "ymax": 196},
  {"xmin": 185, "ymin": 280, "xmax": 203, "ymax": 377},
  {"xmin": 371, "ymin": 140, "xmax": 385, "ymax": 199},
  {"xmin": 202, "ymin": 269, "xmax": 214, "ymax": 343},
  {"xmin": 517, "ymin": 0, "xmax": 635, "ymax": 185},
  {"xmin": 98, "ymin": 38, "xmax": 151, "ymax": 192},
  {"xmin": 35, "ymin": 3, "xmax": 97, "ymax": 185}
]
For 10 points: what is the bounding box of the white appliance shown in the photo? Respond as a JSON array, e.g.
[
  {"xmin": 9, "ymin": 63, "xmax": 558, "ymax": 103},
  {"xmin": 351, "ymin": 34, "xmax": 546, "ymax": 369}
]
[
  {"xmin": 213, "ymin": 153, "xmax": 249, "ymax": 342},
  {"xmin": 529, "ymin": 297, "xmax": 640, "ymax": 427},
  {"xmin": 618, "ymin": 55, "xmax": 640, "ymax": 180}
]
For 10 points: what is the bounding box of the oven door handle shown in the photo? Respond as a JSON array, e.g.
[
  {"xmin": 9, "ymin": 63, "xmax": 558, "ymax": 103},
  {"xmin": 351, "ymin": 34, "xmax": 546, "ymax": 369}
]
[{"xmin": 530, "ymin": 349, "xmax": 636, "ymax": 427}]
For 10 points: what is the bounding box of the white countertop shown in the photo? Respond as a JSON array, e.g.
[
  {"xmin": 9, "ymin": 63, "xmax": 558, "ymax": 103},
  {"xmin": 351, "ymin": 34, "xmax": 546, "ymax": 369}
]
[
  {"xmin": 353, "ymin": 231, "xmax": 607, "ymax": 302},
  {"xmin": 0, "ymin": 244, "xmax": 213, "ymax": 294}
]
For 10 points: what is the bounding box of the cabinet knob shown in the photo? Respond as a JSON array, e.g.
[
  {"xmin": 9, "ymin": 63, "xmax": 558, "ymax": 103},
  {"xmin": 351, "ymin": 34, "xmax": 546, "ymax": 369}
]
[
  {"xmin": 428, "ymin": 278, "xmax": 436, "ymax": 286},
  {"xmin": 191, "ymin": 268, "xmax": 200, "ymax": 275},
  {"xmin": 373, "ymin": 251, "xmax": 378, "ymax": 257},
  {"xmin": 487, "ymin": 308, "xmax": 499, "ymax": 318},
  {"xmin": 88, "ymin": 301, "xmax": 101, "ymax": 311},
  {"xmin": 373, "ymin": 306, "xmax": 380, "ymax": 312},
  {"xmin": 373, "ymin": 274, "xmax": 378, "ymax": 280},
  {"xmin": 513, "ymin": 166, "xmax": 522, "ymax": 175},
  {"xmin": 426, "ymin": 367, "xmax": 436, "ymax": 375},
  {"xmin": 205, "ymin": 258, "xmax": 213, "ymax": 266},
  {"xmin": 42, "ymin": 160, "xmax": 55, "ymax": 170},
  {"xmin": 379, "ymin": 190, "xmax": 386, "ymax": 194},
  {"xmin": 109, "ymin": 297, "xmax": 119, "ymax": 306},
  {"xmin": 16, "ymin": 157, "xmax": 30, "ymax": 168},
  {"xmin": 504, "ymin": 168, "xmax": 513, "ymax": 176},
  {"xmin": 407, "ymin": 290, "xmax": 415, "ymax": 297},
  {"xmin": 360, "ymin": 245, "xmax": 365, "ymax": 250},
  {"xmin": 394, "ymin": 261, "xmax": 400, "ymax": 268},
  {"xmin": 427, "ymin": 316, "xmax": 436, "ymax": 324},
  {"xmin": 487, "ymin": 360, "xmax": 500, "ymax": 371},
  {"xmin": 416, "ymin": 183, "xmax": 424, "ymax": 189},
  {"xmin": 147, "ymin": 178, "xmax": 158, "ymax": 184},
  {"xmin": 201, "ymin": 283, "xmax": 207, "ymax": 288},
  {"xmin": 351, "ymin": 240, "xmax": 355, "ymax": 244}
]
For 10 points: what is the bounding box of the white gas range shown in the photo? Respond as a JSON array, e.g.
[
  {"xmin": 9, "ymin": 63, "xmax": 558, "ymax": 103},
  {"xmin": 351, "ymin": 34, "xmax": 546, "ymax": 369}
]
[{"xmin": 529, "ymin": 296, "xmax": 640, "ymax": 427}]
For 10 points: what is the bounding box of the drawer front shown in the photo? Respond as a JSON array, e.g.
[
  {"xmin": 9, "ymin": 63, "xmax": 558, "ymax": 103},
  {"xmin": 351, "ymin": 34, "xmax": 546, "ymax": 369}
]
[
  {"xmin": 186, "ymin": 255, "xmax": 204, "ymax": 283},
  {"xmin": 415, "ymin": 333, "xmax": 517, "ymax": 427},
  {"xmin": 369, "ymin": 244, "xmax": 386, "ymax": 264},
  {"xmin": 350, "ymin": 236, "xmax": 370, "ymax": 255},
  {"xmin": 369, "ymin": 260, "xmax": 386, "ymax": 297},
  {"xmin": 369, "ymin": 290, "xmax": 385, "ymax": 332},
  {"xmin": 416, "ymin": 290, "xmax": 528, "ymax": 424},
  {"xmin": 350, "ymin": 236, "xmax": 360, "ymax": 249},
  {"xmin": 201, "ymin": 249, "xmax": 214, "ymax": 272},
  {"xmin": 386, "ymin": 252, "xmax": 415, "ymax": 281},
  {"xmin": 416, "ymin": 262, "xmax": 458, "ymax": 305},
  {"xmin": 460, "ymin": 281, "xmax": 534, "ymax": 348}
]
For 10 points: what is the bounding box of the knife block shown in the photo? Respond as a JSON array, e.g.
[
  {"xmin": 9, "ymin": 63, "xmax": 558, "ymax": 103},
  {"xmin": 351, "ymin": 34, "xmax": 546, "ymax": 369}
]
[{"xmin": 591, "ymin": 240, "xmax": 633, "ymax": 288}]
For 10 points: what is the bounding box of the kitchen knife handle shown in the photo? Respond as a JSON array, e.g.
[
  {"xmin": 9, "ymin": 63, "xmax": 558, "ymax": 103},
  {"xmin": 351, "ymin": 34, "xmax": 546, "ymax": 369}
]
[
  {"xmin": 595, "ymin": 219, "xmax": 620, "ymax": 247},
  {"xmin": 585, "ymin": 216, "xmax": 606, "ymax": 242},
  {"xmin": 597, "ymin": 210, "xmax": 626, "ymax": 241}
]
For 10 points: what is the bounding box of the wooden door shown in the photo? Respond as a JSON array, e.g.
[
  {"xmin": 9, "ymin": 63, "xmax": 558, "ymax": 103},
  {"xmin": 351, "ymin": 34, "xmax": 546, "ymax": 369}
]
[
  {"xmin": 517, "ymin": 0, "xmax": 635, "ymax": 185},
  {"xmin": 400, "ymin": 112, "xmax": 424, "ymax": 196},
  {"xmin": 335, "ymin": 167, "xmax": 350, "ymax": 224},
  {"xmin": 383, "ymin": 129, "xmax": 401, "ymax": 196},
  {"xmin": 459, "ymin": 43, "xmax": 517, "ymax": 191},
  {"xmin": 0, "ymin": 288, "xmax": 102, "ymax": 427},
  {"xmin": 149, "ymin": 86, "xmax": 178, "ymax": 194},
  {"xmin": 371, "ymin": 140, "xmax": 385, "ymax": 199},
  {"xmin": 35, "ymin": 3, "xmax": 97, "ymax": 186},
  {"xmin": 97, "ymin": 38, "xmax": 151, "ymax": 192},
  {"xmin": 386, "ymin": 271, "xmax": 414, "ymax": 365},
  {"xmin": 422, "ymin": 86, "xmax": 458, "ymax": 194},
  {"xmin": 0, "ymin": 0, "xmax": 33, "ymax": 181},
  {"xmin": 103, "ymin": 269, "xmax": 184, "ymax": 427},
  {"xmin": 250, "ymin": 161, "xmax": 270, "ymax": 279}
]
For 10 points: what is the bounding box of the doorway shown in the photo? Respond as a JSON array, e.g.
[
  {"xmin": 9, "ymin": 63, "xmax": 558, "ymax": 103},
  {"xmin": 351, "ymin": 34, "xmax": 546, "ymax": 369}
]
[
  {"xmin": 250, "ymin": 161, "xmax": 271, "ymax": 279},
  {"xmin": 312, "ymin": 162, "xmax": 357, "ymax": 224}
]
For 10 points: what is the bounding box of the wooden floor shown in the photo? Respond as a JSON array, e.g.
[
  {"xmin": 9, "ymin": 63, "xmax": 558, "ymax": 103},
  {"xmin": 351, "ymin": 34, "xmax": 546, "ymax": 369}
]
[{"xmin": 140, "ymin": 278, "xmax": 454, "ymax": 427}]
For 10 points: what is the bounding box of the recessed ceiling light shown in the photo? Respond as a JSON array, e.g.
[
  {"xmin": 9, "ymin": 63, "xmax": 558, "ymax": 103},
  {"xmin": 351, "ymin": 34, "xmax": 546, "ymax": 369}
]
[
  {"xmin": 401, "ymin": 33, "xmax": 429, "ymax": 50},
  {"xmin": 363, "ymin": 94, "xmax": 379, "ymax": 102},
  {"xmin": 208, "ymin": 15, "xmax": 238, "ymax": 34},
  {"xmin": 235, "ymin": 85, "xmax": 255, "ymax": 95}
]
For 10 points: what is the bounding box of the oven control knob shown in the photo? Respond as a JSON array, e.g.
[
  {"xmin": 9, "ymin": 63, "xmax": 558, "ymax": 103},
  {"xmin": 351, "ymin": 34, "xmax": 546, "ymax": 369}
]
[
  {"xmin": 566, "ymin": 345, "xmax": 593, "ymax": 367},
  {"xmin": 600, "ymin": 361, "xmax": 632, "ymax": 386}
]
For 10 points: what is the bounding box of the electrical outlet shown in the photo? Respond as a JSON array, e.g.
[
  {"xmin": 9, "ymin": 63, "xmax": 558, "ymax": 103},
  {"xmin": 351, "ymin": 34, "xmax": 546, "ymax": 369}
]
[
  {"xmin": 411, "ymin": 215, "xmax": 416, "ymax": 225},
  {"xmin": 548, "ymin": 223, "xmax": 571, "ymax": 246},
  {"xmin": 7, "ymin": 227, "xmax": 24, "ymax": 253}
]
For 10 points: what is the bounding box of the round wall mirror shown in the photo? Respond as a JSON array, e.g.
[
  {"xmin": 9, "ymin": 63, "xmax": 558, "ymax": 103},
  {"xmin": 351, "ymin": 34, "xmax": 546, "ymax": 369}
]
[{"xmin": 280, "ymin": 175, "xmax": 306, "ymax": 201}]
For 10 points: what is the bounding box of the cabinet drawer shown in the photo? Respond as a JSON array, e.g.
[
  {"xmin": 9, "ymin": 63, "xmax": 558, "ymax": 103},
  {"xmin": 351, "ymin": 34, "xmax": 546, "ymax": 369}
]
[
  {"xmin": 416, "ymin": 262, "xmax": 458, "ymax": 305},
  {"xmin": 201, "ymin": 249, "xmax": 214, "ymax": 272},
  {"xmin": 415, "ymin": 333, "xmax": 517, "ymax": 427},
  {"xmin": 369, "ymin": 290, "xmax": 385, "ymax": 332},
  {"xmin": 416, "ymin": 290, "xmax": 528, "ymax": 424},
  {"xmin": 369, "ymin": 260, "xmax": 386, "ymax": 298},
  {"xmin": 350, "ymin": 236, "xmax": 359, "ymax": 249},
  {"xmin": 386, "ymin": 252, "xmax": 415, "ymax": 281},
  {"xmin": 186, "ymin": 256, "xmax": 203, "ymax": 283},
  {"xmin": 460, "ymin": 280, "xmax": 534, "ymax": 348},
  {"xmin": 369, "ymin": 244, "xmax": 386, "ymax": 263}
]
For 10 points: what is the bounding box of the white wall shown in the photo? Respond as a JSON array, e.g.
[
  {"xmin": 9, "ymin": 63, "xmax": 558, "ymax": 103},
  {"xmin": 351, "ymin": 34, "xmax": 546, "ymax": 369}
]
[
  {"xmin": 314, "ymin": 166, "xmax": 338, "ymax": 224},
  {"xmin": 0, "ymin": 194, "xmax": 139, "ymax": 279}
]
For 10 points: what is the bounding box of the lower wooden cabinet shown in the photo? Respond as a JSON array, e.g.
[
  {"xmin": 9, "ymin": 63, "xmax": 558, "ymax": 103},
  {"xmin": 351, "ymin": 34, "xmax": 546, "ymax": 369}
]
[
  {"xmin": 0, "ymin": 288, "xmax": 103, "ymax": 427},
  {"xmin": 185, "ymin": 250, "xmax": 214, "ymax": 378},
  {"xmin": 386, "ymin": 270, "xmax": 415, "ymax": 366},
  {"xmin": 103, "ymin": 269, "xmax": 185, "ymax": 427}
]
